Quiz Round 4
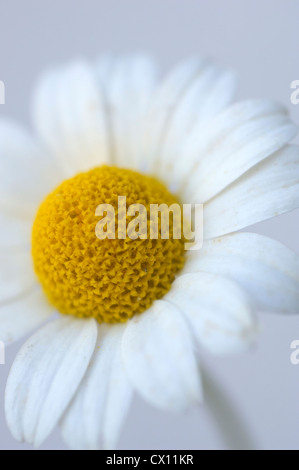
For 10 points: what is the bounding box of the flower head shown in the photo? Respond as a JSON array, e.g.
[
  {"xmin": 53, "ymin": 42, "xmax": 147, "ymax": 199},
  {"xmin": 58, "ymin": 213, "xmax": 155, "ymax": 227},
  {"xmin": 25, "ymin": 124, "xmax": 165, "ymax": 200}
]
[{"xmin": 1, "ymin": 55, "xmax": 299, "ymax": 449}]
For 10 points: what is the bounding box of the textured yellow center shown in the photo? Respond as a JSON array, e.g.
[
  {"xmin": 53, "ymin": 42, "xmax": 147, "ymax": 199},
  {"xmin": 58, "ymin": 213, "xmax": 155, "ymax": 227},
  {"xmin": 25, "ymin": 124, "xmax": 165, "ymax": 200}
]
[{"xmin": 32, "ymin": 166, "xmax": 185, "ymax": 323}]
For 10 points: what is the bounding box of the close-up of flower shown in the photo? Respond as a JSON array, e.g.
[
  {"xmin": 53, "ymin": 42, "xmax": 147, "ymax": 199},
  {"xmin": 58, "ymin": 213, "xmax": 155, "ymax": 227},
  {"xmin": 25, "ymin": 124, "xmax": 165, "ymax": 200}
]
[{"xmin": 1, "ymin": 52, "xmax": 299, "ymax": 450}]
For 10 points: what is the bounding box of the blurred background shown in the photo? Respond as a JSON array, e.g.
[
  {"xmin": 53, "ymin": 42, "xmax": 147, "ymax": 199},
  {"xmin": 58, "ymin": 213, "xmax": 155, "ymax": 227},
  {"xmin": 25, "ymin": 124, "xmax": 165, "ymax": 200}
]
[{"xmin": 0, "ymin": 0, "xmax": 299, "ymax": 450}]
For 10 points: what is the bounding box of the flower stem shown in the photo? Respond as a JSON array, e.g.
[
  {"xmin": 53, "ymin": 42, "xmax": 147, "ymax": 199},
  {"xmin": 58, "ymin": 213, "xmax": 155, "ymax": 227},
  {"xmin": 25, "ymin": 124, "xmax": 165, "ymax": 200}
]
[{"xmin": 201, "ymin": 363, "xmax": 258, "ymax": 450}]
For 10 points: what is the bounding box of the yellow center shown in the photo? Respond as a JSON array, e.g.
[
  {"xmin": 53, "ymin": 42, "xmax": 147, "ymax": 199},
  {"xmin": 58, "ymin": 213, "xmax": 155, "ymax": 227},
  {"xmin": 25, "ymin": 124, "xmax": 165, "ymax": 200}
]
[{"xmin": 32, "ymin": 166, "xmax": 185, "ymax": 323}]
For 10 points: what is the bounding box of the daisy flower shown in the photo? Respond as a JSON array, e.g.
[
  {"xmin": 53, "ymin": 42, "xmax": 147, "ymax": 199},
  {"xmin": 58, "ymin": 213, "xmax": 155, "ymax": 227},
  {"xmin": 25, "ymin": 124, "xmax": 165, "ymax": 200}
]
[{"xmin": 1, "ymin": 55, "xmax": 299, "ymax": 450}]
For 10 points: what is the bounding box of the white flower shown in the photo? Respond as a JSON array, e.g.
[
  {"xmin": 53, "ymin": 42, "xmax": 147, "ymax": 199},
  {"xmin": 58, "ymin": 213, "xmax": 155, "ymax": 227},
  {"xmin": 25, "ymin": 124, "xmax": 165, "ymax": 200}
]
[{"xmin": 1, "ymin": 55, "xmax": 299, "ymax": 450}]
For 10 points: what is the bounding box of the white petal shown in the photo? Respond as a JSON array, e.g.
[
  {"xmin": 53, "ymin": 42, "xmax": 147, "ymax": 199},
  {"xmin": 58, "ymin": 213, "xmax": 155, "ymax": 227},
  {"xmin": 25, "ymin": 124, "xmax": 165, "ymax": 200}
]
[
  {"xmin": 157, "ymin": 67, "xmax": 236, "ymax": 187},
  {"xmin": 32, "ymin": 60, "xmax": 110, "ymax": 178},
  {"xmin": 184, "ymin": 232, "xmax": 299, "ymax": 313},
  {"xmin": 204, "ymin": 145, "xmax": 299, "ymax": 238},
  {"xmin": 0, "ymin": 249, "xmax": 36, "ymax": 303},
  {"xmin": 0, "ymin": 205, "xmax": 32, "ymax": 249},
  {"xmin": 139, "ymin": 58, "xmax": 236, "ymax": 179},
  {"xmin": 122, "ymin": 299, "xmax": 202, "ymax": 412},
  {"xmin": 60, "ymin": 324, "xmax": 132, "ymax": 450},
  {"xmin": 0, "ymin": 119, "xmax": 62, "ymax": 215},
  {"xmin": 95, "ymin": 54, "xmax": 157, "ymax": 170},
  {"xmin": 0, "ymin": 287, "xmax": 54, "ymax": 344},
  {"xmin": 181, "ymin": 100, "xmax": 297, "ymax": 202},
  {"xmin": 139, "ymin": 58, "xmax": 202, "ymax": 173},
  {"xmin": 102, "ymin": 337, "xmax": 132, "ymax": 451},
  {"xmin": 5, "ymin": 316, "xmax": 98, "ymax": 446},
  {"xmin": 164, "ymin": 272, "xmax": 257, "ymax": 356}
]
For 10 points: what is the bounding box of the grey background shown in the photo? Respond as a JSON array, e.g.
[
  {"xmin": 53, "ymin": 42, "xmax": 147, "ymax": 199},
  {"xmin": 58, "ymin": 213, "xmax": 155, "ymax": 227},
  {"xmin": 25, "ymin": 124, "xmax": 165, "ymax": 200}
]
[{"xmin": 0, "ymin": 0, "xmax": 299, "ymax": 450}]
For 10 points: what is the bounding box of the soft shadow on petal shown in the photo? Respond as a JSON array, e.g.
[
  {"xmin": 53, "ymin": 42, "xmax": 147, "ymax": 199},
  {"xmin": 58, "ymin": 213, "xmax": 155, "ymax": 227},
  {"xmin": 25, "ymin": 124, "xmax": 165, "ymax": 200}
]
[
  {"xmin": 139, "ymin": 58, "xmax": 236, "ymax": 184},
  {"xmin": 60, "ymin": 323, "xmax": 132, "ymax": 450},
  {"xmin": 32, "ymin": 61, "xmax": 111, "ymax": 177},
  {"xmin": 0, "ymin": 287, "xmax": 54, "ymax": 345},
  {"xmin": 5, "ymin": 316, "xmax": 98, "ymax": 447},
  {"xmin": 0, "ymin": 206, "xmax": 32, "ymax": 249},
  {"xmin": 164, "ymin": 272, "xmax": 258, "ymax": 356},
  {"xmin": 183, "ymin": 232, "xmax": 299, "ymax": 314},
  {"xmin": 122, "ymin": 299, "xmax": 203, "ymax": 413},
  {"xmin": 95, "ymin": 54, "xmax": 157, "ymax": 170},
  {"xmin": 0, "ymin": 249, "xmax": 37, "ymax": 304},
  {"xmin": 181, "ymin": 100, "xmax": 297, "ymax": 202},
  {"xmin": 0, "ymin": 118, "xmax": 62, "ymax": 215},
  {"xmin": 203, "ymin": 145, "xmax": 299, "ymax": 239}
]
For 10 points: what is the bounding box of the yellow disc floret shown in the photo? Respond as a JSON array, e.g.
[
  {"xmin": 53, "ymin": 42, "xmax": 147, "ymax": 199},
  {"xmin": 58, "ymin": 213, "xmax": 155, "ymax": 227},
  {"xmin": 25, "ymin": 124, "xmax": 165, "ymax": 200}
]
[{"xmin": 32, "ymin": 166, "xmax": 185, "ymax": 323}]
